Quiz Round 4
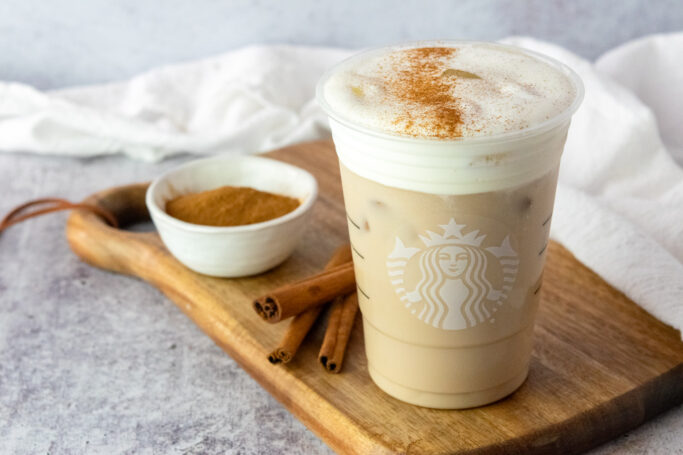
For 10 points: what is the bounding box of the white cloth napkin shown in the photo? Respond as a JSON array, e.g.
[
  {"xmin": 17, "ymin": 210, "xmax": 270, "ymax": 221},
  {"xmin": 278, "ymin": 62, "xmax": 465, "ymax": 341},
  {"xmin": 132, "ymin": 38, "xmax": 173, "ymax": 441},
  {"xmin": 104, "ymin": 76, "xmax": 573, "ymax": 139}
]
[
  {"xmin": 0, "ymin": 45, "xmax": 350, "ymax": 161},
  {"xmin": 505, "ymin": 35, "xmax": 683, "ymax": 340},
  {"xmin": 1, "ymin": 35, "xmax": 681, "ymax": 337}
]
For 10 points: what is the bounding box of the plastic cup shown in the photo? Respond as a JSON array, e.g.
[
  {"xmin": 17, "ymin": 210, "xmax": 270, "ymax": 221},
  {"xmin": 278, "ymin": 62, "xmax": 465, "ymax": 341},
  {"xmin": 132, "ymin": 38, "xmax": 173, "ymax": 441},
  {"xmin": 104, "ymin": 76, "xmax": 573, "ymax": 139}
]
[{"xmin": 317, "ymin": 41, "xmax": 583, "ymax": 409}]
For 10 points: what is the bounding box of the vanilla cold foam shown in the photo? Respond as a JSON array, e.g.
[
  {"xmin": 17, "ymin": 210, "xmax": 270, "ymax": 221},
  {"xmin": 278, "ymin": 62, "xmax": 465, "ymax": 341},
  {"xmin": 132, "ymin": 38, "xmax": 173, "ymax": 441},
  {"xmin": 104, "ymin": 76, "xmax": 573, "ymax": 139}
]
[
  {"xmin": 323, "ymin": 43, "xmax": 576, "ymax": 139},
  {"xmin": 317, "ymin": 41, "xmax": 583, "ymax": 408}
]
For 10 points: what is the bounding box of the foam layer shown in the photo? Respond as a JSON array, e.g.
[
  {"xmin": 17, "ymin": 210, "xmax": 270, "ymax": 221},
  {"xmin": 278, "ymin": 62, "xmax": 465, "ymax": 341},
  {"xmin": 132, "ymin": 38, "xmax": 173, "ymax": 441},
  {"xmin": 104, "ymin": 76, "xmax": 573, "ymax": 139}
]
[{"xmin": 321, "ymin": 42, "xmax": 577, "ymax": 139}]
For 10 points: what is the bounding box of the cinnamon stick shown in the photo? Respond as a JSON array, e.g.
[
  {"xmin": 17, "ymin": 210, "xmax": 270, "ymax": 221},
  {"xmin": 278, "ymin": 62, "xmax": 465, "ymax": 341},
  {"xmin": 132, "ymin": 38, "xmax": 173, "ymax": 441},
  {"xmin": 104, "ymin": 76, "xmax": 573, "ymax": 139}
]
[
  {"xmin": 318, "ymin": 291, "xmax": 359, "ymax": 373},
  {"xmin": 267, "ymin": 245, "xmax": 352, "ymax": 364},
  {"xmin": 253, "ymin": 261, "xmax": 356, "ymax": 323}
]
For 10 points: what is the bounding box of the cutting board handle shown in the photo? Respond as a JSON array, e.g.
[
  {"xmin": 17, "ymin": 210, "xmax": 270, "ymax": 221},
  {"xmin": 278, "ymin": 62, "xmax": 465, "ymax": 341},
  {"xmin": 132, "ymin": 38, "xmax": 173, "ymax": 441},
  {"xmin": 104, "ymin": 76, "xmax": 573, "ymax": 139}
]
[{"xmin": 66, "ymin": 183, "xmax": 163, "ymax": 279}]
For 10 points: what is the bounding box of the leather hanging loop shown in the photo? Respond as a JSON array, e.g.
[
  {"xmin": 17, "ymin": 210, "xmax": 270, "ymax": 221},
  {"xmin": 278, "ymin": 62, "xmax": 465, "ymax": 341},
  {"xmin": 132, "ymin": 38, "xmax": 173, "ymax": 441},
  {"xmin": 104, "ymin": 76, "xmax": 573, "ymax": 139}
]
[{"xmin": 0, "ymin": 198, "xmax": 118, "ymax": 233}]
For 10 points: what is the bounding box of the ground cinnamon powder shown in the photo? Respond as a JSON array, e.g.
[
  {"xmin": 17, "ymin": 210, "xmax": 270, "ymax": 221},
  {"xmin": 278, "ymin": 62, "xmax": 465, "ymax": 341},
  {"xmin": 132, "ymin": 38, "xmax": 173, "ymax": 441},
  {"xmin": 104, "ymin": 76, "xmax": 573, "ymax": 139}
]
[
  {"xmin": 165, "ymin": 186, "xmax": 300, "ymax": 227},
  {"xmin": 382, "ymin": 47, "xmax": 465, "ymax": 138}
]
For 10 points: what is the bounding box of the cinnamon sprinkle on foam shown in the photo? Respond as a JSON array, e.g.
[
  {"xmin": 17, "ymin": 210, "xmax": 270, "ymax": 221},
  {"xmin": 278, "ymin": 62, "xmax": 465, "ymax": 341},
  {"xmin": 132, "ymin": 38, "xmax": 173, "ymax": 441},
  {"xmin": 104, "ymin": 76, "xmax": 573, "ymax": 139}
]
[{"xmin": 384, "ymin": 47, "xmax": 463, "ymax": 138}]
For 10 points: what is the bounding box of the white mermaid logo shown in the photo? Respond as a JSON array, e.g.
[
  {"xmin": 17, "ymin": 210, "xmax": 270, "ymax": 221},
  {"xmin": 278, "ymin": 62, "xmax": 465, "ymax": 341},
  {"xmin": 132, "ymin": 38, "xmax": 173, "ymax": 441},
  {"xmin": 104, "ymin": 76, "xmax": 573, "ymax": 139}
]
[{"xmin": 387, "ymin": 219, "xmax": 518, "ymax": 330}]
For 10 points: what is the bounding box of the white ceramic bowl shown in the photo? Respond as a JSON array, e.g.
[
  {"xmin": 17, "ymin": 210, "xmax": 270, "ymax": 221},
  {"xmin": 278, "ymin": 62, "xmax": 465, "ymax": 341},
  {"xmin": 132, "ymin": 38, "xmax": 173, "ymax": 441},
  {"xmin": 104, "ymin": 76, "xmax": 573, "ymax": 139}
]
[{"xmin": 146, "ymin": 155, "xmax": 317, "ymax": 277}]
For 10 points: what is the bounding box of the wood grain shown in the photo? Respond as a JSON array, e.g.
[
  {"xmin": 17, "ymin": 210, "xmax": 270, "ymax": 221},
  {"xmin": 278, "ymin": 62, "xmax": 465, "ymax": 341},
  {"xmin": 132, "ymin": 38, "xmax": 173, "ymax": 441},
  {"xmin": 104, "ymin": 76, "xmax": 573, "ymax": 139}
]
[{"xmin": 66, "ymin": 140, "xmax": 683, "ymax": 455}]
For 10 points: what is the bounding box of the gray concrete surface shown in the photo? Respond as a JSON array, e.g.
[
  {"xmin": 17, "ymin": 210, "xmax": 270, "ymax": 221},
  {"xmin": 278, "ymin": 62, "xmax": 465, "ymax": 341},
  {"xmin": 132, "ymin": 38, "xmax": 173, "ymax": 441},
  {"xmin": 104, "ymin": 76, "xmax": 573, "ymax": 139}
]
[
  {"xmin": 0, "ymin": 152, "xmax": 331, "ymax": 454},
  {"xmin": 1, "ymin": 0, "xmax": 682, "ymax": 89},
  {"xmin": 1, "ymin": 152, "xmax": 682, "ymax": 455}
]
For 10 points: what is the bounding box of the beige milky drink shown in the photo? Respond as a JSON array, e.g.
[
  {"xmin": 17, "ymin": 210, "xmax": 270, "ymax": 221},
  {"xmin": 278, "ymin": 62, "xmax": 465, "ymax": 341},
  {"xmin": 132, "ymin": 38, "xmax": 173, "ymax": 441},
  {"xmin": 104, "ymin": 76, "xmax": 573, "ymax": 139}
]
[{"xmin": 317, "ymin": 41, "xmax": 583, "ymax": 409}]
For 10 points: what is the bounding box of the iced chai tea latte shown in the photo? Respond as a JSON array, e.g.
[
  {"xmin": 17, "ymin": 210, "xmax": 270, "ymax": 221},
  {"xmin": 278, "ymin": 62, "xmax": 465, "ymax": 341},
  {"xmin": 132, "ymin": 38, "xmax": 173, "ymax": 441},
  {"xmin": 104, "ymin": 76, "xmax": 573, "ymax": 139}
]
[{"xmin": 317, "ymin": 42, "xmax": 583, "ymax": 408}]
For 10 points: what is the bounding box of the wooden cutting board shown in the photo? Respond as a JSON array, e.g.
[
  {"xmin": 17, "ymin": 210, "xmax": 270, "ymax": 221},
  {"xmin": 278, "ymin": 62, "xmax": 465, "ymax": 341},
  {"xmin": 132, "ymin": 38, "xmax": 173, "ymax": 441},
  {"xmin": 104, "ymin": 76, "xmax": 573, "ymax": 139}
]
[{"xmin": 66, "ymin": 140, "xmax": 683, "ymax": 455}]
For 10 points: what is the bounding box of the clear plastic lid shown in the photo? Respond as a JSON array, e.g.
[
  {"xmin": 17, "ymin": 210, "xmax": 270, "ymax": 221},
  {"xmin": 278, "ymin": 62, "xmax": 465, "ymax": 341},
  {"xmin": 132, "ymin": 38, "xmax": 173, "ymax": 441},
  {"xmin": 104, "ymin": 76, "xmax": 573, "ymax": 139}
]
[
  {"xmin": 317, "ymin": 41, "xmax": 584, "ymax": 195},
  {"xmin": 316, "ymin": 40, "xmax": 584, "ymax": 145}
]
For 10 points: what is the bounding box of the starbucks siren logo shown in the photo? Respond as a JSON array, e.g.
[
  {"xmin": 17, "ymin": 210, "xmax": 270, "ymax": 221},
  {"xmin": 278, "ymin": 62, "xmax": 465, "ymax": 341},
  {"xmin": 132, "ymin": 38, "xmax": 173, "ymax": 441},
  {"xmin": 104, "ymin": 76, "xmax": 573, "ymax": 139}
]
[{"xmin": 386, "ymin": 219, "xmax": 518, "ymax": 331}]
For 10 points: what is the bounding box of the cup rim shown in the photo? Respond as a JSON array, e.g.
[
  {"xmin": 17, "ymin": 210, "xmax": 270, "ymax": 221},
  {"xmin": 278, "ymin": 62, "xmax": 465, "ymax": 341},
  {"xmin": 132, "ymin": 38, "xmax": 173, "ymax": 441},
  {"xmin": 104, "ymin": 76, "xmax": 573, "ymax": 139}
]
[
  {"xmin": 316, "ymin": 39, "xmax": 584, "ymax": 145},
  {"xmin": 146, "ymin": 155, "xmax": 318, "ymax": 234}
]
